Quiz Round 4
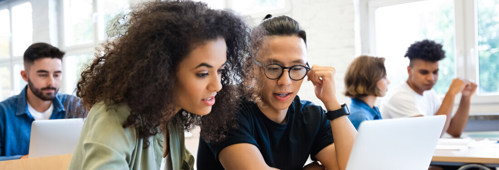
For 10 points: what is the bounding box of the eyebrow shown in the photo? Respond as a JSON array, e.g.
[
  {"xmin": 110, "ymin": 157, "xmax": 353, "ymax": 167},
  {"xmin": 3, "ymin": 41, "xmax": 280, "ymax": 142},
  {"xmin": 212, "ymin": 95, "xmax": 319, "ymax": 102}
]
[
  {"xmin": 36, "ymin": 70, "xmax": 49, "ymax": 74},
  {"xmin": 36, "ymin": 70, "xmax": 62, "ymax": 74},
  {"xmin": 195, "ymin": 63, "xmax": 213, "ymax": 69},
  {"xmin": 266, "ymin": 59, "xmax": 306, "ymax": 64}
]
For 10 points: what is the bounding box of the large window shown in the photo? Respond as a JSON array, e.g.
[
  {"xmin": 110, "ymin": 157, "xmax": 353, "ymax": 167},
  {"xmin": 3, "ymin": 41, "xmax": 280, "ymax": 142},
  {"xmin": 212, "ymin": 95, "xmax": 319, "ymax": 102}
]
[
  {"xmin": 61, "ymin": 0, "xmax": 132, "ymax": 94},
  {"xmin": 373, "ymin": 0, "xmax": 455, "ymax": 94},
  {"xmin": 0, "ymin": 1, "xmax": 32, "ymax": 100},
  {"xmin": 199, "ymin": 0, "xmax": 289, "ymax": 16},
  {"xmin": 476, "ymin": 0, "xmax": 499, "ymax": 95},
  {"xmin": 363, "ymin": 0, "xmax": 499, "ymax": 107}
]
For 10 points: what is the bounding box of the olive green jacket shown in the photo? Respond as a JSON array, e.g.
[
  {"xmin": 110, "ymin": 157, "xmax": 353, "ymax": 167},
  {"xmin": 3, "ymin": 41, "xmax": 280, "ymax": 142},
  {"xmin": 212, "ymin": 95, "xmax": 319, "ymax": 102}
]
[{"xmin": 68, "ymin": 102, "xmax": 194, "ymax": 170}]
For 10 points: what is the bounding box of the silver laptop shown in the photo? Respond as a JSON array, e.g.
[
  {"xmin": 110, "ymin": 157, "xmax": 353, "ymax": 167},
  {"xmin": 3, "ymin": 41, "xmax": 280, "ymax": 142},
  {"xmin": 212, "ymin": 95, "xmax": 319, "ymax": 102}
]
[
  {"xmin": 28, "ymin": 118, "xmax": 84, "ymax": 158},
  {"xmin": 346, "ymin": 115, "xmax": 446, "ymax": 170}
]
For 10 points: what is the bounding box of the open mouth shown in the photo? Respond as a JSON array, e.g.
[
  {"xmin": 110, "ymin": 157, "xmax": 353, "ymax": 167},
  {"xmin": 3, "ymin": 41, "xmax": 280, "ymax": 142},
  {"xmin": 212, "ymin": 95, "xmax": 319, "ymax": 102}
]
[
  {"xmin": 202, "ymin": 97, "xmax": 216, "ymax": 106},
  {"xmin": 273, "ymin": 92, "xmax": 292, "ymax": 101}
]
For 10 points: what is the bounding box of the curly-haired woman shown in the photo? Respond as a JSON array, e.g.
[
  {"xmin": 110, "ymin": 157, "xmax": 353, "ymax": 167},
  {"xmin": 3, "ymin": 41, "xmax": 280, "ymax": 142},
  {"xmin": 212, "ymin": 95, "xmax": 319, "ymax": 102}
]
[{"xmin": 68, "ymin": 1, "xmax": 249, "ymax": 169}]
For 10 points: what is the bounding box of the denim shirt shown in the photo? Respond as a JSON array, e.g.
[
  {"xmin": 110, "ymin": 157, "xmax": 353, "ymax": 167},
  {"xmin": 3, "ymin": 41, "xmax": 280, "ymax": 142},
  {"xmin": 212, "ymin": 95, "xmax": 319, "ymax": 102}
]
[
  {"xmin": 348, "ymin": 98, "xmax": 382, "ymax": 130},
  {"xmin": 0, "ymin": 86, "xmax": 87, "ymax": 160}
]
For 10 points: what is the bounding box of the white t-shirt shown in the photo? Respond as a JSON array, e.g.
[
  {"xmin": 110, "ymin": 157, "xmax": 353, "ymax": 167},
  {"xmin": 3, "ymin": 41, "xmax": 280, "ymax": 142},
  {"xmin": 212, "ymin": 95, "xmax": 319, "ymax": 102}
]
[
  {"xmin": 380, "ymin": 82, "xmax": 441, "ymax": 119},
  {"xmin": 28, "ymin": 103, "xmax": 53, "ymax": 120}
]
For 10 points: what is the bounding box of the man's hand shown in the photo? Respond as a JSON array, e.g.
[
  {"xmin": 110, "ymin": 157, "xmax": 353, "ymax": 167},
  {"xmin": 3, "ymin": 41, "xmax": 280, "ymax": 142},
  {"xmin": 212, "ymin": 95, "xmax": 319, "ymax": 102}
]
[
  {"xmin": 307, "ymin": 65, "xmax": 340, "ymax": 110},
  {"xmin": 447, "ymin": 78, "xmax": 467, "ymax": 96},
  {"xmin": 461, "ymin": 81, "xmax": 477, "ymax": 97}
]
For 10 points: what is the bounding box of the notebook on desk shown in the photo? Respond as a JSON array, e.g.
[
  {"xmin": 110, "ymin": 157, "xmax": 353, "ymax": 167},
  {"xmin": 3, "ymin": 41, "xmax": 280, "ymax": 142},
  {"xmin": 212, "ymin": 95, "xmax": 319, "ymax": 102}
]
[
  {"xmin": 28, "ymin": 118, "xmax": 84, "ymax": 158},
  {"xmin": 346, "ymin": 115, "xmax": 446, "ymax": 170}
]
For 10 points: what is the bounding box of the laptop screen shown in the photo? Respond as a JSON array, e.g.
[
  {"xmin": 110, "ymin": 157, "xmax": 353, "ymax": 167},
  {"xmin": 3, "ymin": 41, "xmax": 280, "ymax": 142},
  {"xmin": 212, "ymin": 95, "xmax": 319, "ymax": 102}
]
[
  {"xmin": 346, "ymin": 115, "xmax": 445, "ymax": 170},
  {"xmin": 28, "ymin": 118, "xmax": 84, "ymax": 158}
]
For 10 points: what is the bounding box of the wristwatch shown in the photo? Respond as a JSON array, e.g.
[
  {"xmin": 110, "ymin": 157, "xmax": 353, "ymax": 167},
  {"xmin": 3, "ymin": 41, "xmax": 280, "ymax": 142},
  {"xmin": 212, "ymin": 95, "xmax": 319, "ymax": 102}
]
[{"xmin": 326, "ymin": 104, "xmax": 350, "ymax": 120}]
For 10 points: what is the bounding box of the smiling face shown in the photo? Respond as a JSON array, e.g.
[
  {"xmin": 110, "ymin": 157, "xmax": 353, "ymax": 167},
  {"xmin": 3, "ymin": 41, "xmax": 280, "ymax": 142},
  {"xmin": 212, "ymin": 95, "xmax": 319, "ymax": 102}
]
[
  {"xmin": 407, "ymin": 59, "xmax": 439, "ymax": 95},
  {"xmin": 21, "ymin": 58, "xmax": 62, "ymax": 101},
  {"xmin": 256, "ymin": 35, "xmax": 308, "ymax": 114},
  {"xmin": 174, "ymin": 37, "xmax": 227, "ymax": 116}
]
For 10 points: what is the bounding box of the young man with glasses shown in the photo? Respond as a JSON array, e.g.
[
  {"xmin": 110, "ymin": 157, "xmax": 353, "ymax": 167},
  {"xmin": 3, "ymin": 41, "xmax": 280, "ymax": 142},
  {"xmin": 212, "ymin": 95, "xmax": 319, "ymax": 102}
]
[{"xmin": 197, "ymin": 15, "xmax": 357, "ymax": 170}]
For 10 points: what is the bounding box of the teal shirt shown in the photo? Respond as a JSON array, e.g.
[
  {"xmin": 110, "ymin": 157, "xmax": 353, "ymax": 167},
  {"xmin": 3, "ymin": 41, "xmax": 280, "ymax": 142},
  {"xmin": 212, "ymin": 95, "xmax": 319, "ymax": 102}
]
[
  {"xmin": 348, "ymin": 98, "xmax": 382, "ymax": 130},
  {"xmin": 69, "ymin": 102, "xmax": 194, "ymax": 170}
]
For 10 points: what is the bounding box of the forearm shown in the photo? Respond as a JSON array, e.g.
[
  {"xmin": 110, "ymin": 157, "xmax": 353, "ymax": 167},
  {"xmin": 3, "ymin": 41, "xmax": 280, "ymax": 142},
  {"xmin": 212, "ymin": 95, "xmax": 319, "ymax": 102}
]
[
  {"xmin": 330, "ymin": 116, "xmax": 357, "ymax": 170},
  {"xmin": 435, "ymin": 92, "xmax": 456, "ymax": 135},
  {"xmin": 447, "ymin": 96, "xmax": 471, "ymax": 137}
]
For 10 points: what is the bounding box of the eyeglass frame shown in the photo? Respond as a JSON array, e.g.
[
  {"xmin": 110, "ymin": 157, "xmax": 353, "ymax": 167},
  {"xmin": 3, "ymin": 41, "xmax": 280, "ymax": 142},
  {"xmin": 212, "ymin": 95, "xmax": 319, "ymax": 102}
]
[{"xmin": 254, "ymin": 60, "xmax": 311, "ymax": 81}]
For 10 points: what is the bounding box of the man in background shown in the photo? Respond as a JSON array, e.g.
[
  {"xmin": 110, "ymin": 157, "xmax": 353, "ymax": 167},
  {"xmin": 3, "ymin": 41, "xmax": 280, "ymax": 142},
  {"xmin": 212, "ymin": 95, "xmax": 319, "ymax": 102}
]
[
  {"xmin": 381, "ymin": 39, "xmax": 477, "ymax": 137},
  {"xmin": 0, "ymin": 42, "xmax": 87, "ymax": 160}
]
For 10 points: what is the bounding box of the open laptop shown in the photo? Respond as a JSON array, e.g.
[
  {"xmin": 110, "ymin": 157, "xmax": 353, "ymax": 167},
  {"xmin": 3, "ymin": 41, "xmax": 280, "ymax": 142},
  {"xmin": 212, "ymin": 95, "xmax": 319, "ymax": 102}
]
[
  {"xmin": 28, "ymin": 118, "xmax": 84, "ymax": 158},
  {"xmin": 346, "ymin": 115, "xmax": 446, "ymax": 170}
]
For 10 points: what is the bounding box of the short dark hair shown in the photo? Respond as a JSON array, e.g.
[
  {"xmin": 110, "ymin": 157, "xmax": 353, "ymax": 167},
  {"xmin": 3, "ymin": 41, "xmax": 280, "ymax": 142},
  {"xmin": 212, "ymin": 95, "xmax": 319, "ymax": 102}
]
[
  {"xmin": 251, "ymin": 15, "xmax": 306, "ymax": 59},
  {"xmin": 344, "ymin": 55, "xmax": 386, "ymax": 98},
  {"xmin": 405, "ymin": 39, "xmax": 445, "ymax": 64},
  {"xmin": 23, "ymin": 42, "xmax": 65, "ymax": 67}
]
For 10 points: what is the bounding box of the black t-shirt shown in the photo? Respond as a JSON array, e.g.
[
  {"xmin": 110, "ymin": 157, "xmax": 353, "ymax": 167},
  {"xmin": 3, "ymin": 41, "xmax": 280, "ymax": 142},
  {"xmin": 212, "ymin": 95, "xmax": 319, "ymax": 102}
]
[{"xmin": 197, "ymin": 96, "xmax": 334, "ymax": 170}]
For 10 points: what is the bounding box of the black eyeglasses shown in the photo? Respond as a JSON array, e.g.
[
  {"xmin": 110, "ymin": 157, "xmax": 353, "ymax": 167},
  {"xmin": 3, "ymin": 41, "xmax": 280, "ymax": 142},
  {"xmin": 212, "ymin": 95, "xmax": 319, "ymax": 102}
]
[{"xmin": 255, "ymin": 60, "xmax": 310, "ymax": 81}]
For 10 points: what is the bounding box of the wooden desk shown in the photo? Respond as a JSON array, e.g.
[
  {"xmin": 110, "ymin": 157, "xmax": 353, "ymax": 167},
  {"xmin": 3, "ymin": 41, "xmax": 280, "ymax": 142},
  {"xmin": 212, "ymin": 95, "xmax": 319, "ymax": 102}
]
[
  {"xmin": 0, "ymin": 154, "xmax": 72, "ymax": 170},
  {"xmin": 431, "ymin": 135, "xmax": 499, "ymax": 167},
  {"xmin": 432, "ymin": 148, "xmax": 499, "ymax": 165}
]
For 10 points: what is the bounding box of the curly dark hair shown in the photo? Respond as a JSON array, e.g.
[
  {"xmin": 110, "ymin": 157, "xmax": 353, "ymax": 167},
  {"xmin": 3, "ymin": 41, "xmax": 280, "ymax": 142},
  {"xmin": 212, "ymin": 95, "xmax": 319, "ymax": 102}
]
[
  {"xmin": 405, "ymin": 39, "xmax": 446, "ymax": 64},
  {"xmin": 23, "ymin": 42, "xmax": 65, "ymax": 67},
  {"xmin": 77, "ymin": 1, "xmax": 249, "ymax": 144}
]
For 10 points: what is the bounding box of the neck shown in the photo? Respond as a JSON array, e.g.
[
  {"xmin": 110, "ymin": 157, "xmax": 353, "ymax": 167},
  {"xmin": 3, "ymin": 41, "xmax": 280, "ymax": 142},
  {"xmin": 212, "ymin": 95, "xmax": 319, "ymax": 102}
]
[
  {"xmin": 257, "ymin": 102, "xmax": 288, "ymax": 124},
  {"xmin": 26, "ymin": 87, "xmax": 52, "ymax": 112},
  {"xmin": 406, "ymin": 80, "xmax": 424, "ymax": 95},
  {"xmin": 358, "ymin": 96, "xmax": 377, "ymax": 108}
]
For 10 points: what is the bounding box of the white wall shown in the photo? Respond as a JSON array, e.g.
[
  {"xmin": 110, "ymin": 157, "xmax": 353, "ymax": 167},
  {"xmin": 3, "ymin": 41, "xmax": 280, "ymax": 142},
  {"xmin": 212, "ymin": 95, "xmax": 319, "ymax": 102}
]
[{"xmin": 283, "ymin": 0, "xmax": 358, "ymax": 106}]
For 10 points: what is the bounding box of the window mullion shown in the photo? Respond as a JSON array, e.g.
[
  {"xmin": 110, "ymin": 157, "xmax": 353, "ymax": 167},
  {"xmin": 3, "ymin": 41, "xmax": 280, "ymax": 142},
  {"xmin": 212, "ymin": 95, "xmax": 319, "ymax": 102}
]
[{"xmin": 463, "ymin": 0, "xmax": 478, "ymax": 84}]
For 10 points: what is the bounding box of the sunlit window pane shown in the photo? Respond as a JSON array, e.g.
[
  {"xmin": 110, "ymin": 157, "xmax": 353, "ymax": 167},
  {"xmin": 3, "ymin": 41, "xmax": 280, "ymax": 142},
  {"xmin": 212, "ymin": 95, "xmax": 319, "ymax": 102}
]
[
  {"xmin": 63, "ymin": 53, "xmax": 93, "ymax": 94},
  {"xmin": 97, "ymin": 0, "xmax": 130, "ymax": 40},
  {"xmin": 0, "ymin": 66, "xmax": 12, "ymax": 100},
  {"xmin": 13, "ymin": 62, "xmax": 26, "ymax": 93},
  {"xmin": 375, "ymin": 0, "xmax": 455, "ymax": 95},
  {"xmin": 0, "ymin": 9, "xmax": 10, "ymax": 59},
  {"xmin": 64, "ymin": 0, "xmax": 94, "ymax": 46},
  {"xmin": 11, "ymin": 2, "xmax": 32, "ymax": 57},
  {"xmin": 477, "ymin": 0, "xmax": 499, "ymax": 94}
]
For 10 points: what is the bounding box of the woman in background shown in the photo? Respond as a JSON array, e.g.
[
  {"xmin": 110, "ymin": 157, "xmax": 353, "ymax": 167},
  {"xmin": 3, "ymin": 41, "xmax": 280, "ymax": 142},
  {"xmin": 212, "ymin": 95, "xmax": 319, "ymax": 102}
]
[
  {"xmin": 344, "ymin": 55, "xmax": 389, "ymax": 129},
  {"xmin": 68, "ymin": 1, "xmax": 249, "ymax": 169}
]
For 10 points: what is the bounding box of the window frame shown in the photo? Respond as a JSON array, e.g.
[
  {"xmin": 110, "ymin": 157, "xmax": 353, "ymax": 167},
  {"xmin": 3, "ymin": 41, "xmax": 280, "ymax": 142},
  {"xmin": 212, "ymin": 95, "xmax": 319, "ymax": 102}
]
[
  {"xmin": 359, "ymin": 0, "xmax": 499, "ymax": 114},
  {"xmin": 0, "ymin": 0, "xmax": 31, "ymax": 100}
]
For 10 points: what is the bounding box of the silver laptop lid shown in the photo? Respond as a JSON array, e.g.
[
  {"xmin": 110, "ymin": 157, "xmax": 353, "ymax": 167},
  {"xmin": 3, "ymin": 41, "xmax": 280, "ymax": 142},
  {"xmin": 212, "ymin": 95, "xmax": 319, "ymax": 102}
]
[
  {"xmin": 346, "ymin": 115, "xmax": 445, "ymax": 170},
  {"xmin": 28, "ymin": 118, "xmax": 84, "ymax": 158}
]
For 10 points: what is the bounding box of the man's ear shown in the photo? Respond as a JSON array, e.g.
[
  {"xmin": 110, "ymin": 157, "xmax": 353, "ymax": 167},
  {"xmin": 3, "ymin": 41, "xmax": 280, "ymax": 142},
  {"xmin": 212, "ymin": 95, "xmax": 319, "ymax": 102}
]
[{"xmin": 21, "ymin": 70, "xmax": 28, "ymax": 82}]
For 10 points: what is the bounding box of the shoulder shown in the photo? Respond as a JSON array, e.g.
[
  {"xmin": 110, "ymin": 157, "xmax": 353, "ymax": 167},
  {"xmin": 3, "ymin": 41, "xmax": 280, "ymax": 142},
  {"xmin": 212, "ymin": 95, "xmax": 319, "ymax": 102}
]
[
  {"xmin": 82, "ymin": 102, "xmax": 135, "ymax": 141},
  {"xmin": 384, "ymin": 84, "xmax": 417, "ymax": 106},
  {"xmin": 0, "ymin": 93, "xmax": 23, "ymax": 108},
  {"xmin": 234, "ymin": 99, "xmax": 260, "ymax": 122},
  {"xmin": 86, "ymin": 102, "xmax": 131, "ymax": 124},
  {"xmin": 56, "ymin": 93, "xmax": 82, "ymax": 103}
]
